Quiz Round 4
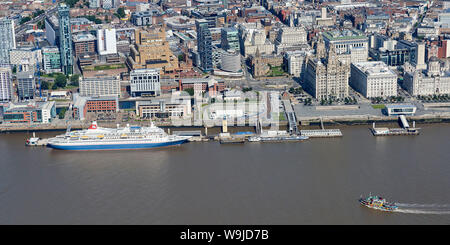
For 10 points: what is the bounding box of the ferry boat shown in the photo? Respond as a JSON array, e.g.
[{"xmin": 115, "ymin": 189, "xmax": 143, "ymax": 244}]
[
  {"xmin": 47, "ymin": 121, "xmax": 191, "ymax": 150},
  {"xmin": 359, "ymin": 194, "xmax": 398, "ymax": 212}
]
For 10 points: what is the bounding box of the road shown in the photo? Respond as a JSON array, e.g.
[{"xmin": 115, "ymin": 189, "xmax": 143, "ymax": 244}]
[{"xmin": 15, "ymin": 6, "xmax": 58, "ymax": 36}]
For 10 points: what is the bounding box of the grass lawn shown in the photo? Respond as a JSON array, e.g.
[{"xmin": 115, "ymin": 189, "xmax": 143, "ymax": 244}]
[
  {"xmin": 371, "ymin": 104, "xmax": 386, "ymax": 109},
  {"xmin": 267, "ymin": 66, "xmax": 287, "ymax": 77}
]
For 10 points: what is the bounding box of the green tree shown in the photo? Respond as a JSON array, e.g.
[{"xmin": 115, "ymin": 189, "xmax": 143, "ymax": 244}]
[
  {"xmin": 183, "ymin": 87, "xmax": 194, "ymax": 96},
  {"xmin": 55, "ymin": 74, "xmax": 67, "ymax": 88},
  {"xmin": 41, "ymin": 81, "xmax": 50, "ymax": 90},
  {"xmin": 58, "ymin": 108, "xmax": 68, "ymax": 119},
  {"xmin": 70, "ymin": 74, "xmax": 80, "ymax": 86},
  {"xmin": 117, "ymin": 7, "xmax": 126, "ymax": 19},
  {"xmin": 20, "ymin": 16, "xmax": 31, "ymax": 25}
]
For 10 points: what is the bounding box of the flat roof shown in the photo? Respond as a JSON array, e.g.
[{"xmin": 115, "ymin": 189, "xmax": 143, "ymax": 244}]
[{"xmin": 385, "ymin": 104, "xmax": 416, "ymax": 109}]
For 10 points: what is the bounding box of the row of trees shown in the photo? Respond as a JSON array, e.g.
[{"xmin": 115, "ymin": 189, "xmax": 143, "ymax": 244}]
[
  {"xmin": 371, "ymin": 96, "xmax": 405, "ymax": 104},
  {"xmin": 418, "ymin": 94, "xmax": 450, "ymax": 102},
  {"xmin": 40, "ymin": 74, "xmax": 79, "ymax": 90}
]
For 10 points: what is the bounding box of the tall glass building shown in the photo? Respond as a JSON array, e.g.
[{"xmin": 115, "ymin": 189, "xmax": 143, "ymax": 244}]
[
  {"xmin": 221, "ymin": 27, "xmax": 240, "ymax": 52},
  {"xmin": 196, "ymin": 19, "xmax": 213, "ymax": 72},
  {"xmin": 58, "ymin": 3, "xmax": 73, "ymax": 75},
  {"xmin": 0, "ymin": 18, "xmax": 16, "ymax": 65}
]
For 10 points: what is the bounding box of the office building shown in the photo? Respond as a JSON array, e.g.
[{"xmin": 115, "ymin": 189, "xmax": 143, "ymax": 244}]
[
  {"xmin": 221, "ymin": 27, "xmax": 240, "ymax": 52},
  {"xmin": 58, "ymin": 3, "xmax": 73, "ymax": 75},
  {"xmin": 284, "ymin": 50, "xmax": 313, "ymax": 78},
  {"xmin": 322, "ymin": 29, "xmax": 368, "ymax": 63},
  {"xmin": 79, "ymin": 77, "xmax": 120, "ymax": 97},
  {"xmin": 130, "ymin": 68, "xmax": 161, "ymax": 97},
  {"xmin": 0, "ymin": 18, "xmax": 16, "ymax": 65},
  {"xmin": 403, "ymin": 57, "xmax": 450, "ymax": 96},
  {"xmin": 2, "ymin": 101, "xmax": 56, "ymax": 124},
  {"xmin": 274, "ymin": 27, "xmax": 307, "ymax": 54},
  {"xmin": 350, "ymin": 61, "xmax": 397, "ymax": 98},
  {"xmin": 304, "ymin": 45, "xmax": 350, "ymax": 100},
  {"xmin": 72, "ymin": 93, "xmax": 118, "ymax": 120},
  {"xmin": 126, "ymin": 28, "xmax": 179, "ymax": 76},
  {"xmin": 42, "ymin": 46, "xmax": 62, "ymax": 73}
]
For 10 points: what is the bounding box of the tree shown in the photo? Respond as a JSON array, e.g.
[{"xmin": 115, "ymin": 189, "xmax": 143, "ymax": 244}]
[
  {"xmin": 55, "ymin": 74, "xmax": 67, "ymax": 88},
  {"xmin": 70, "ymin": 74, "xmax": 80, "ymax": 86},
  {"xmin": 58, "ymin": 108, "xmax": 68, "ymax": 119},
  {"xmin": 242, "ymin": 87, "xmax": 252, "ymax": 93},
  {"xmin": 41, "ymin": 81, "xmax": 49, "ymax": 90},
  {"xmin": 117, "ymin": 7, "xmax": 126, "ymax": 19},
  {"xmin": 183, "ymin": 87, "xmax": 194, "ymax": 96},
  {"xmin": 20, "ymin": 16, "xmax": 31, "ymax": 25}
]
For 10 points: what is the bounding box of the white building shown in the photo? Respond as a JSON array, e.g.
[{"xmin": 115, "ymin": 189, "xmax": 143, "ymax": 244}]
[
  {"xmin": 89, "ymin": 0, "xmax": 101, "ymax": 8},
  {"xmin": 350, "ymin": 61, "xmax": 397, "ymax": 98},
  {"xmin": 239, "ymin": 23, "xmax": 274, "ymax": 57},
  {"xmin": 0, "ymin": 66, "xmax": 13, "ymax": 101},
  {"xmin": 136, "ymin": 99, "xmax": 191, "ymax": 118},
  {"xmin": 274, "ymin": 27, "xmax": 307, "ymax": 54},
  {"xmin": 79, "ymin": 76, "xmax": 121, "ymax": 97},
  {"xmin": 130, "ymin": 69, "xmax": 161, "ymax": 97},
  {"xmin": 97, "ymin": 28, "xmax": 117, "ymax": 56},
  {"xmin": 9, "ymin": 48, "xmax": 42, "ymax": 72},
  {"xmin": 284, "ymin": 50, "xmax": 312, "ymax": 78}
]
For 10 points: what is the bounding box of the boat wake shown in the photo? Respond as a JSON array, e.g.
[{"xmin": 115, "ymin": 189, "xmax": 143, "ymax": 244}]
[{"xmin": 394, "ymin": 203, "xmax": 450, "ymax": 215}]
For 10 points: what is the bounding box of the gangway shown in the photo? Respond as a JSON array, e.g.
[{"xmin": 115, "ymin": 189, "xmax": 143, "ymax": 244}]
[{"xmin": 399, "ymin": 115, "xmax": 409, "ymax": 128}]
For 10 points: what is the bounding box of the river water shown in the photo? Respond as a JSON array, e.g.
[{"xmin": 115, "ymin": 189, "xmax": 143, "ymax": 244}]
[{"xmin": 0, "ymin": 124, "xmax": 449, "ymax": 224}]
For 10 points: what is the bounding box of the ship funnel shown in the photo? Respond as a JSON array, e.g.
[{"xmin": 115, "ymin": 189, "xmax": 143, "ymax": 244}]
[{"xmin": 88, "ymin": 121, "xmax": 98, "ymax": 130}]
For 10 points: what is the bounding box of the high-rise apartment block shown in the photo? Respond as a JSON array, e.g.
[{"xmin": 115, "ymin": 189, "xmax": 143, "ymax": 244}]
[
  {"xmin": 0, "ymin": 18, "xmax": 16, "ymax": 65},
  {"xmin": 0, "ymin": 66, "xmax": 13, "ymax": 102},
  {"xmin": 97, "ymin": 28, "xmax": 117, "ymax": 56},
  {"xmin": 16, "ymin": 71, "xmax": 36, "ymax": 101},
  {"xmin": 196, "ymin": 19, "xmax": 213, "ymax": 72},
  {"xmin": 58, "ymin": 3, "xmax": 73, "ymax": 75}
]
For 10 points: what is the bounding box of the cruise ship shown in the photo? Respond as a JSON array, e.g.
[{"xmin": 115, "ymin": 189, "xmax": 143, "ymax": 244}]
[{"xmin": 47, "ymin": 121, "xmax": 191, "ymax": 150}]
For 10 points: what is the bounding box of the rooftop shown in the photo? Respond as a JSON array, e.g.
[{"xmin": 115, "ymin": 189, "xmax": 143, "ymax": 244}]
[
  {"xmin": 323, "ymin": 29, "xmax": 367, "ymax": 41},
  {"xmin": 352, "ymin": 61, "xmax": 396, "ymax": 76}
]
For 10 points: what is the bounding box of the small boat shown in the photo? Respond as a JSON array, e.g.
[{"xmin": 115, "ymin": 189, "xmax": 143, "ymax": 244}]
[
  {"xmin": 359, "ymin": 194, "xmax": 398, "ymax": 212},
  {"xmin": 248, "ymin": 136, "xmax": 261, "ymax": 142},
  {"xmin": 25, "ymin": 132, "xmax": 40, "ymax": 146},
  {"xmin": 26, "ymin": 137, "xmax": 40, "ymax": 146}
]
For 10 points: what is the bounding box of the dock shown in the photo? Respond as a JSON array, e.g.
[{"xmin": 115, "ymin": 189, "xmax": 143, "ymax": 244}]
[
  {"xmin": 370, "ymin": 116, "xmax": 420, "ymax": 136},
  {"xmin": 300, "ymin": 129, "xmax": 343, "ymax": 137},
  {"xmin": 299, "ymin": 117, "xmax": 343, "ymax": 138}
]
